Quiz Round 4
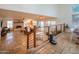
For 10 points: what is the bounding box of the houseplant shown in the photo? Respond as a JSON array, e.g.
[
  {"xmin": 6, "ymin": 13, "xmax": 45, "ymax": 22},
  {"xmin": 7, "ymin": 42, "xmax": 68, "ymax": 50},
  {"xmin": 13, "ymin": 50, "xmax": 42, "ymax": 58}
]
[{"xmin": 65, "ymin": 24, "xmax": 70, "ymax": 32}]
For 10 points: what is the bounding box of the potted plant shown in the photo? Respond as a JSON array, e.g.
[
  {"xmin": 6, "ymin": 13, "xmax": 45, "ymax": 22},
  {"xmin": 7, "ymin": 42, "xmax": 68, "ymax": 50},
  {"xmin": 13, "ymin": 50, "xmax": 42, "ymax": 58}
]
[{"xmin": 65, "ymin": 24, "xmax": 70, "ymax": 32}]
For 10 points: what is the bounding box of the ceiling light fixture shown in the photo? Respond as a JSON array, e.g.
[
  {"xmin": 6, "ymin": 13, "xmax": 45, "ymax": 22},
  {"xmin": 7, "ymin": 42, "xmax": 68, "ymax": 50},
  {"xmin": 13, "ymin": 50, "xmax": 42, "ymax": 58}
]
[{"xmin": 39, "ymin": 16, "xmax": 45, "ymax": 20}]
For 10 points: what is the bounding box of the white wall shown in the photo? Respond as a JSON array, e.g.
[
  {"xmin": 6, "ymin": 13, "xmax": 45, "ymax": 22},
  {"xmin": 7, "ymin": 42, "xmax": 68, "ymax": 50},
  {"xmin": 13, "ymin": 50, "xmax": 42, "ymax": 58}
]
[
  {"xmin": 0, "ymin": 4, "xmax": 58, "ymax": 17},
  {"xmin": 56, "ymin": 4, "xmax": 72, "ymax": 25}
]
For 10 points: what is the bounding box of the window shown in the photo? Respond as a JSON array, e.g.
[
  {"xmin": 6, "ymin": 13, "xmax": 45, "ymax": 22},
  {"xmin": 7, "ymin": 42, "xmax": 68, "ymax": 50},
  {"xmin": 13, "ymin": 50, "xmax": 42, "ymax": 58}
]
[
  {"xmin": 72, "ymin": 4, "xmax": 79, "ymax": 12},
  {"xmin": 37, "ymin": 21, "xmax": 44, "ymax": 27},
  {"xmin": 72, "ymin": 5, "xmax": 79, "ymax": 29},
  {"xmin": 23, "ymin": 20, "xmax": 27, "ymax": 27},
  {"xmin": 47, "ymin": 21, "xmax": 51, "ymax": 26},
  {"xmin": 7, "ymin": 21, "xmax": 13, "ymax": 28},
  {"xmin": 33, "ymin": 20, "xmax": 37, "ymax": 26},
  {"xmin": 46, "ymin": 21, "xmax": 56, "ymax": 26},
  {"xmin": 51, "ymin": 21, "xmax": 56, "ymax": 25}
]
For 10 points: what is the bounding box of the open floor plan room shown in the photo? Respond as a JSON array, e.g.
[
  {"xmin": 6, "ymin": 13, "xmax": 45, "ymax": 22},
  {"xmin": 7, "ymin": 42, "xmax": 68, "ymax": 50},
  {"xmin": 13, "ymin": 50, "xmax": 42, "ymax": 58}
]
[{"xmin": 0, "ymin": 4, "xmax": 79, "ymax": 54}]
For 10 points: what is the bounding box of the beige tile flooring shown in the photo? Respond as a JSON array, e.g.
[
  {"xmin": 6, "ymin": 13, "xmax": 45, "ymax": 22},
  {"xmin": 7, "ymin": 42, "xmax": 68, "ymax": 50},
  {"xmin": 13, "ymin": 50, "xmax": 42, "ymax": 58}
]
[{"xmin": 0, "ymin": 31, "xmax": 79, "ymax": 54}]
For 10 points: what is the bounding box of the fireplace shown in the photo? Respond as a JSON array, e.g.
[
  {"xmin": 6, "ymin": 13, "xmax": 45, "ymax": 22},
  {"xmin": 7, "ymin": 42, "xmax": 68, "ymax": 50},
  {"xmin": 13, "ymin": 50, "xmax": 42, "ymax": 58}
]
[{"xmin": 16, "ymin": 25, "xmax": 22, "ymax": 29}]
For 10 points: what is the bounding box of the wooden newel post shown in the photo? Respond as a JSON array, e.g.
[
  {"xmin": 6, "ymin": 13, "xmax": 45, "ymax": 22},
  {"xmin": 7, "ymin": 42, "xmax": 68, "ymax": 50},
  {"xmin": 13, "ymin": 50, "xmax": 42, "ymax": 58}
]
[
  {"xmin": 34, "ymin": 26, "xmax": 36, "ymax": 47},
  {"xmin": 55, "ymin": 25, "xmax": 57, "ymax": 34},
  {"xmin": 63, "ymin": 23, "xmax": 65, "ymax": 32},
  {"xmin": 27, "ymin": 34, "xmax": 29, "ymax": 49},
  {"xmin": 61, "ymin": 24, "xmax": 62, "ymax": 32},
  {"xmin": 48, "ymin": 26, "xmax": 50, "ymax": 35}
]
